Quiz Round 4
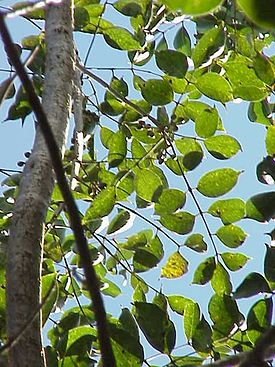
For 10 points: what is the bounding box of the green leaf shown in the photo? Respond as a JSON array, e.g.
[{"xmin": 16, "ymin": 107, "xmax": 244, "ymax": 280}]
[
  {"xmin": 133, "ymin": 236, "xmax": 164, "ymax": 272},
  {"xmin": 122, "ymin": 99, "xmax": 152, "ymax": 123},
  {"xmin": 0, "ymin": 78, "xmax": 15, "ymax": 104},
  {"xmin": 41, "ymin": 273, "xmax": 58, "ymax": 326},
  {"xmin": 134, "ymin": 302, "xmax": 176, "ymax": 353},
  {"xmin": 102, "ymin": 278, "xmax": 121, "ymax": 297},
  {"xmin": 164, "ymin": 356, "xmax": 204, "ymax": 367},
  {"xmin": 84, "ymin": 187, "xmax": 116, "ymax": 222},
  {"xmin": 209, "ymin": 294, "xmax": 241, "ymax": 339},
  {"xmin": 100, "ymin": 126, "xmax": 114, "ymax": 148},
  {"xmin": 66, "ymin": 325, "xmax": 97, "ymax": 356},
  {"xmin": 266, "ymin": 126, "xmax": 275, "ymax": 155},
  {"xmin": 184, "ymin": 301, "xmax": 200, "ymax": 340},
  {"xmin": 233, "ymin": 272, "xmax": 271, "ymax": 299},
  {"xmin": 123, "ymin": 230, "xmax": 150, "ymax": 250},
  {"xmin": 221, "ymin": 252, "xmax": 250, "ymax": 271},
  {"xmin": 196, "ymin": 73, "xmax": 233, "ymax": 103},
  {"xmin": 154, "ymin": 188, "xmax": 186, "ymax": 215},
  {"xmin": 248, "ymin": 101, "xmax": 272, "ymax": 126},
  {"xmin": 173, "ymin": 26, "xmax": 191, "ymax": 56},
  {"xmin": 134, "ymin": 168, "xmax": 163, "ymax": 202},
  {"xmin": 192, "ymin": 315, "xmax": 212, "ymax": 353},
  {"xmin": 208, "ymin": 198, "xmax": 246, "ymax": 224},
  {"xmin": 197, "ymin": 168, "xmax": 240, "ymax": 197},
  {"xmin": 216, "ymin": 224, "xmax": 247, "ymax": 248},
  {"xmin": 163, "ymin": 0, "xmax": 223, "ymax": 15},
  {"xmin": 159, "ymin": 212, "xmax": 195, "ymax": 235},
  {"xmin": 103, "ymin": 27, "xmax": 141, "ymax": 51},
  {"xmin": 155, "ymin": 50, "xmax": 188, "ymax": 78},
  {"xmin": 237, "ymin": 0, "xmax": 275, "ymax": 29},
  {"xmin": 192, "ymin": 27, "xmax": 225, "ymax": 67},
  {"xmin": 5, "ymin": 85, "xmax": 32, "ymax": 124},
  {"xmin": 211, "ymin": 263, "xmax": 232, "ymax": 294},
  {"xmin": 109, "ymin": 318, "xmax": 144, "ymax": 367},
  {"xmin": 192, "ymin": 257, "xmax": 215, "ymax": 285},
  {"xmin": 224, "ymin": 59, "xmax": 268, "ymax": 101},
  {"xmin": 246, "ymin": 192, "xmax": 275, "ymax": 222},
  {"xmin": 108, "ymin": 130, "xmax": 127, "ymax": 167},
  {"xmin": 247, "ymin": 298, "xmax": 273, "ymax": 345},
  {"xmin": 253, "ymin": 52, "xmax": 275, "ymax": 85},
  {"xmin": 184, "ymin": 234, "xmax": 207, "ymax": 253},
  {"xmin": 175, "ymin": 138, "xmax": 203, "ymax": 171},
  {"xmin": 204, "ymin": 135, "xmax": 242, "ymax": 160},
  {"xmin": 264, "ymin": 244, "xmax": 275, "ymax": 283},
  {"xmin": 161, "ymin": 252, "xmax": 188, "ymax": 278},
  {"xmin": 167, "ymin": 295, "xmax": 194, "ymax": 315},
  {"xmin": 113, "ymin": 0, "xmax": 143, "ymax": 16},
  {"xmin": 141, "ymin": 79, "xmax": 174, "ymax": 106},
  {"xmin": 195, "ymin": 107, "xmax": 219, "ymax": 138},
  {"xmin": 107, "ymin": 209, "xmax": 131, "ymax": 235}
]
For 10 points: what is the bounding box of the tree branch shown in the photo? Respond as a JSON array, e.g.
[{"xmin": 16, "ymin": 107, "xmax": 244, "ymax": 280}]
[{"xmin": 0, "ymin": 4, "xmax": 115, "ymax": 367}]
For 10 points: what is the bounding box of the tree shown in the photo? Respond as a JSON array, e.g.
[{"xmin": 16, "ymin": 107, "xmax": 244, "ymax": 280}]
[{"xmin": 0, "ymin": 0, "xmax": 274, "ymax": 366}]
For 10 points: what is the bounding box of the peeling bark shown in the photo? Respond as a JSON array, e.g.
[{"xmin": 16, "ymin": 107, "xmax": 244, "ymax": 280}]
[{"xmin": 6, "ymin": 2, "xmax": 74, "ymax": 366}]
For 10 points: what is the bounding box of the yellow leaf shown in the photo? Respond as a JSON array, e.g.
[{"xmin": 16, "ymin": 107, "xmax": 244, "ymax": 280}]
[{"xmin": 161, "ymin": 252, "xmax": 188, "ymax": 279}]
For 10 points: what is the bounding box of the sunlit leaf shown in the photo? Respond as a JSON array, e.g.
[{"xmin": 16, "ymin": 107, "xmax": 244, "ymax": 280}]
[
  {"xmin": 168, "ymin": 295, "xmax": 194, "ymax": 315},
  {"xmin": 196, "ymin": 73, "xmax": 233, "ymax": 103},
  {"xmin": 221, "ymin": 252, "xmax": 250, "ymax": 271},
  {"xmin": 195, "ymin": 107, "xmax": 219, "ymax": 138},
  {"xmin": 216, "ymin": 224, "xmax": 247, "ymax": 248},
  {"xmin": 224, "ymin": 59, "xmax": 268, "ymax": 101},
  {"xmin": 253, "ymin": 52, "xmax": 275, "ymax": 85},
  {"xmin": 103, "ymin": 27, "xmax": 141, "ymax": 50},
  {"xmin": 154, "ymin": 188, "xmax": 186, "ymax": 215},
  {"xmin": 134, "ymin": 168, "xmax": 163, "ymax": 202},
  {"xmin": 163, "ymin": 0, "xmax": 223, "ymax": 15},
  {"xmin": 66, "ymin": 325, "xmax": 97, "ymax": 356},
  {"xmin": 266, "ymin": 126, "xmax": 275, "ymax": 156},
  {"xmin": 204, "ymin": 135, "xmax": 242, "ymax": 160},
  {"xmin": 184, "ymin": 233, "xmax": 207, "ymax": 253},
  {"xmin": 197, "ymin": 168, "xmax": 240, "ymax": 197},
  {"xmin": 159, "ymin": 212, "xmax": 195, "ymax": 235},
  {"xmin": 108, "ymin": 130, "xmax": 127, "ymax": 167},
  {"xmin": 211, "ymin": 263, "xmax": 232, "ymax": 294},
  {"xmin": 41, "ymin": 273, "xmax": 58, "ymax": 326},
  {"xmin": 184, "ymin": 301, "xmax": 200, "ymax": 340},
  {"xmin": 161, "ymin": 252, "xmax": 188, "ymax": 278},
  {"xmin": 84, "ymin": 187, "xmax": 116, "ymax": 222},
  {"xmin": 141, "ymin": 79, "xmax": 174, "ymax": 106},
  {"xmin": 208, "ymin": 198, "xmax": 246, "ymax": 224},
  {"xmin": 247, "ymin": 298, "xmax": 273, "ymax": 346},
  {"xmin": 192, "ymin": 27, "xmax": 224, "ymax": 67}
]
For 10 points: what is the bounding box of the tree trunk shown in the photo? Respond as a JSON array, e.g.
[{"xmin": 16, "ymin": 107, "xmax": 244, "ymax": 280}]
[{"xmin": 6, "ymin": 2, "xmax": 74, "ymax": 366}]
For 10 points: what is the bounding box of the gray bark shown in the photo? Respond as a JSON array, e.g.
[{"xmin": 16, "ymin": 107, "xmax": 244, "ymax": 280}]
[{"xmin": 6, "ymin": 2, "xmax": 74, "ymax": 366}]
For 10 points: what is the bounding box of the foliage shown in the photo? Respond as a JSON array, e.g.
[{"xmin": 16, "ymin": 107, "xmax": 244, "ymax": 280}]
[{"xmin": 0, "ymin": 0, "xmax": 275, "ymax": 366}]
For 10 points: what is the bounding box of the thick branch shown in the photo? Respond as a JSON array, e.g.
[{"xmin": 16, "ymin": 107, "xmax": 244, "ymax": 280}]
[{"xmin": 0, "ymin": 2, "xmax": 115, "ymax": 367}]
